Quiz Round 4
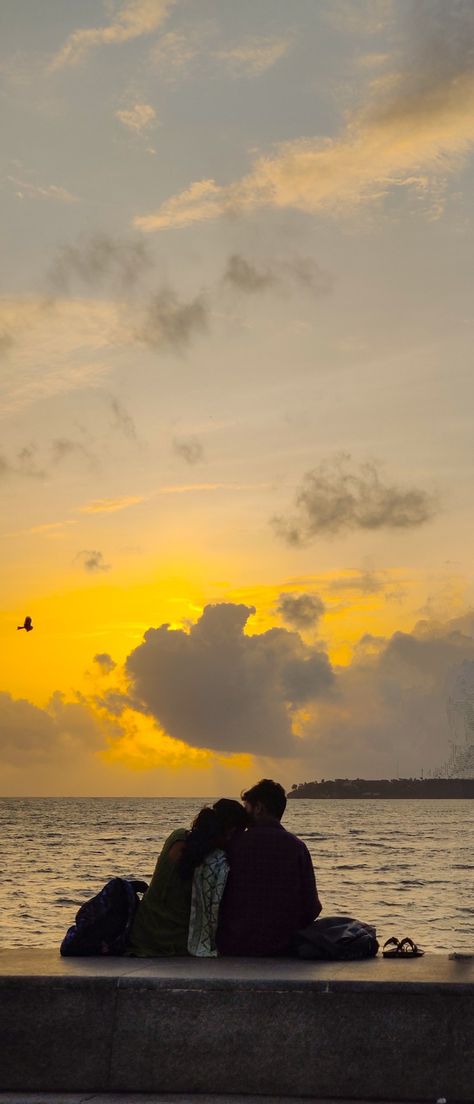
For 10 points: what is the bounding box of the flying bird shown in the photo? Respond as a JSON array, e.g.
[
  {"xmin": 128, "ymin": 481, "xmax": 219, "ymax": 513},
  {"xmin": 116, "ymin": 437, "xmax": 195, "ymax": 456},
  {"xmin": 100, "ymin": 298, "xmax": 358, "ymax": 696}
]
[{"xmin": 17, "ymin": 616, "xmax": 33, "ymax": 632}]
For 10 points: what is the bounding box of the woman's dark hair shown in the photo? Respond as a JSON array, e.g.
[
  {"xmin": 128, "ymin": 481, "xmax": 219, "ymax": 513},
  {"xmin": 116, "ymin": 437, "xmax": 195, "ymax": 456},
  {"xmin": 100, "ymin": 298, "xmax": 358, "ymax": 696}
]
[{"xmin": 177, "ymin": 798, "xmax": 249, "ymax": 880}]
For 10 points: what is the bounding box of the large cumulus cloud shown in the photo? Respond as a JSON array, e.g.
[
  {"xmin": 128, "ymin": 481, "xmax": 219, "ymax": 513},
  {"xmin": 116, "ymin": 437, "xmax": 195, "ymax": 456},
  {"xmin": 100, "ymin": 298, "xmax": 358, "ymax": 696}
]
[
  {"xmin": 125, "ymin": 602, "xmax": 334, "ymax": 756},
  {"xmin": 0, "ymin": 690, "xmax": 108, "ymax": 768},
  {"xmin": 298, "ymin": 611, "xmax": 474, "ymax": 779}
]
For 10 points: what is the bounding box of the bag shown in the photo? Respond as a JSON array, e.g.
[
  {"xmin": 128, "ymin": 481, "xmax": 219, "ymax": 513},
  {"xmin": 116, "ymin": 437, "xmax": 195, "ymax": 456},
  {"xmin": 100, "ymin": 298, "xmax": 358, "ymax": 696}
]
[
  {"xmin": 295, "ymin": 915, "xmax": 379, "ymax": 961},
  {"xmin": 60, "ymin": 877, "xmax": 148, "ymax": 957}
]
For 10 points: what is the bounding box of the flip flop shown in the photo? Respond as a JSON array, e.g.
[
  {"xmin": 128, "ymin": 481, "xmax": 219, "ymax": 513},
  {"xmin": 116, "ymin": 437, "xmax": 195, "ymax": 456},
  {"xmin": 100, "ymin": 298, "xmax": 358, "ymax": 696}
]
[
  {"xmin": 398, "ymin": 936, "xmax": 424, "ymax": 957},
  {"xmin": 382, "ymin": 936, "xmax": 424, "ymax": 958},
  {"xmin": 382, "ymin": 936, "xmax": 401, "ymax": 958}
]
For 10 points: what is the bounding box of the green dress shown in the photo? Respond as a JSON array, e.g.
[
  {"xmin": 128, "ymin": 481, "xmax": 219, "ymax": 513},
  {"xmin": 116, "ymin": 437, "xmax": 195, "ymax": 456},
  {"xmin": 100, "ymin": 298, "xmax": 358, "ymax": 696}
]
[{"xmin": 128, "ymin": 828, "xmax": 191, "ymax": 956}]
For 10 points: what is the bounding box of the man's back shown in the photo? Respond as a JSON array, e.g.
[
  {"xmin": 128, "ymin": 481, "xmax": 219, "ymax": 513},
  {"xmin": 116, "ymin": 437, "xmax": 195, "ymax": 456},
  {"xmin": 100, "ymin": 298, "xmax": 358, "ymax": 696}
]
[{"xmin": 217, "ymin": 820, "xmax": 320, "ymax": 956}]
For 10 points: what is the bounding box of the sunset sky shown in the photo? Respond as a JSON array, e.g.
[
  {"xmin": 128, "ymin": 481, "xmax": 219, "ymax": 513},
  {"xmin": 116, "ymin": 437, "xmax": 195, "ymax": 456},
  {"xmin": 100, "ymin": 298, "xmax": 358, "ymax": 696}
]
[{"xmin": 1, "ymin": 0, "xmax": 474, "ymax": 796}]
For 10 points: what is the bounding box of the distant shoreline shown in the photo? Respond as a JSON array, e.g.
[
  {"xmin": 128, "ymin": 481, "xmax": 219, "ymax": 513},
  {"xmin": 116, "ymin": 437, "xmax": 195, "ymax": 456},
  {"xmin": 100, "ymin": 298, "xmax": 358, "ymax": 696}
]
[{"xmin": 288, "ymin": 777, "xmax": 474, "ymax": 799}]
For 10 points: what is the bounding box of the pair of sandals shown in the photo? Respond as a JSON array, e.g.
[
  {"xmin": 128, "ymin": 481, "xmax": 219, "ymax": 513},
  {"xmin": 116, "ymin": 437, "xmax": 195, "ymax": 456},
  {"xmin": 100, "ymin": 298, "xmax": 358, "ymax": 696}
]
[{"xmin": 382, "ymin": 936, "xmax": 425, "ymax": 958}]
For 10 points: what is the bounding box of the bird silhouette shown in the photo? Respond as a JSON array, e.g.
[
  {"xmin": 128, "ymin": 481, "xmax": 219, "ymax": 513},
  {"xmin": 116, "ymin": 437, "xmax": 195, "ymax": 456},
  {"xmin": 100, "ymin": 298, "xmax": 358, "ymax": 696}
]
[{"xmin": 17, "ymin": 616, "xmax": 33, "ymax": 632}]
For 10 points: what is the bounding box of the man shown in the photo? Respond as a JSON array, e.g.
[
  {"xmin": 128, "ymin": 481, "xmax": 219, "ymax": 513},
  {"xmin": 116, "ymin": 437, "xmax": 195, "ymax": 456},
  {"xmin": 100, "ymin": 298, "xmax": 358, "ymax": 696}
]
[{"xmin": 217, "ymin": 778, "xmax": 321, "ymax": 956}]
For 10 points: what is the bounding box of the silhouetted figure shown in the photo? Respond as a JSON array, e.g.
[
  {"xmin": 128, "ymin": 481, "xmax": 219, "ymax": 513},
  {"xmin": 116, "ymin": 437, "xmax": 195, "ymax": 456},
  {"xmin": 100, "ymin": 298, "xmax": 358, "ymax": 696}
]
[{"xmin": 18, "ymin": 616, "xmax": 33, "ymax": 632}]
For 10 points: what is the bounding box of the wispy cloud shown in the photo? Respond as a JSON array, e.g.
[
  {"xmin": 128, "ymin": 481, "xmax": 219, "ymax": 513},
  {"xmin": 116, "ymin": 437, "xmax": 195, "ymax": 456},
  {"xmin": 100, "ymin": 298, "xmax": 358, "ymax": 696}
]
[
  {"xmin": 79, "ymin": 495, "xmax": 146, "ymax": 514},
  {"xmin": 51, "ymin": 437, "xmax": 97, "ymax": 469},
  {"xmin": 0, "ymin": 298, "xmax": 120, "ymax": 415},
  {"xmin": 134, "ymin": 3, "xmax": 474, "ymax": 230},
  {"xmin": 0, "ymin": 444, "xmax": 45, "ymax": 481},
  {"xmin": 49, "ymin": 0, "xmax": 174, "ymax": 71},
  {"xmin": 116, "ymin": 103, "xmax": 157, "ymax": 132},
  {"xmin": 6, "ymin": 175, "xmax": 79, "ymax": 204},
  {"xmin": 108, "ymin": 396, "xmax": 138, "ymax": 441},
  {"xmin": 214, "ymin": 36, "xmax": 291, "ymax": 76},
  {"xmin": 149, "ymin": 30, "xmax": 199, "ymax": 79},
  {"xmin": 2, "ymin": 519, "xmax": 78, "ymax": 539}
]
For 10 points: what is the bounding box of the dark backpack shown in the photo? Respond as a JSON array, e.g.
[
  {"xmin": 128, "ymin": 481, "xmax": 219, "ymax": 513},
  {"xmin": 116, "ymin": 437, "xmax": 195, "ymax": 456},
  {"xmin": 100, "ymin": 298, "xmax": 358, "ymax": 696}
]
[
  {"xmin": 60, "ymin": 877, "xmax": 148, "ymax": 957},
  {"xmin": 295, "ymin": 915, "xmax": 379, "ymax": 961}
]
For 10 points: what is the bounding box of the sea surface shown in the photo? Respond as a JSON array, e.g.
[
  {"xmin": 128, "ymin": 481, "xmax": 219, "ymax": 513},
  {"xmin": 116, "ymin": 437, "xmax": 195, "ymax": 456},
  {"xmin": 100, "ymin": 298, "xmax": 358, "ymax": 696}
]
[{"xmin": 0, "ymin": 797, "xmax": 473, "ymax": 952}]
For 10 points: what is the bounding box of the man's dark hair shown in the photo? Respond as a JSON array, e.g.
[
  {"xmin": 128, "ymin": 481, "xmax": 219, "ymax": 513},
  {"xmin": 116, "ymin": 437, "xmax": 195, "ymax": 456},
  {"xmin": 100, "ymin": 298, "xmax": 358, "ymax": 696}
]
[{"xmin": 241, "ymin": 778, "xmax": 287, "ymax": 820}]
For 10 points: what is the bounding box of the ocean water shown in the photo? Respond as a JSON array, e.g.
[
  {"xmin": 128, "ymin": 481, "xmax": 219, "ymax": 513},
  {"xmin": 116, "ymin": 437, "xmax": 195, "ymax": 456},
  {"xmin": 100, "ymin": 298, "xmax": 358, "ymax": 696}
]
[{"xmin": 0, "ymin": 797, "xmax": 472, "ymax": 953}]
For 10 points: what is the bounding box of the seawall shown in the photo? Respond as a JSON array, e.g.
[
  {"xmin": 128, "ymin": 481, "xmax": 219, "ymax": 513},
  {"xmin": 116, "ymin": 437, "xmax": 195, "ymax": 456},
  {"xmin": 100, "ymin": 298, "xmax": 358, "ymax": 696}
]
[{"xmin": 0, "ymin": 951, "xmax": 472, "ymax": 1101}]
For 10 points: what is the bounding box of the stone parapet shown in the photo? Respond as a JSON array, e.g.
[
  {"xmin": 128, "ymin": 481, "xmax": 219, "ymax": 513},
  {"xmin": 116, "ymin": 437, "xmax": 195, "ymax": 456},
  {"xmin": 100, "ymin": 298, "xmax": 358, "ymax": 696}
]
[{"xmin": 0, "ymin": 951, "xmax": 472, "ymax": 1101}]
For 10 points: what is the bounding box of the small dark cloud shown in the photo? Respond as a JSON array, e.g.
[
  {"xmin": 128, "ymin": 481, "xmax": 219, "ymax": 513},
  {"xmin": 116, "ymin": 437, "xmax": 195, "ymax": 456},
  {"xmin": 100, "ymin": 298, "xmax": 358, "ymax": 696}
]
[
  {"xmin": 173, "ymin": 436, "xmax": 205, "ymax": 464},
  {"xmin": 109, "ymin": 396, "xmax": 138, "ymax": 441},
  {"xmin": 273, "ymin": 454, "xmax": 437, "ymax": 544},
  {"xmin": 223, "ymin": 253, "xmax": 334, "ymax": 296},
  {"xmin": 51, "ymin": 437, "xmax": 97, "ymax": 469},
  {"xmin": 95, "ymin": 689, "xmax": 132, "ymax": 715},
  {"xmin": 276, "ymin": 592, "xmax": 326, "ymax": 629},
  {"xmin": 17, "ymin": 444, "xmax": 46, "ymax": 479},
  {"xmin": 76, "ymin": 550, "xmax": 111, "ymax": 573},
  {"xmin": 138, "ymin": 288, "xmax": 209, "ymax": 351},
  {"xmin": 0, "ymin": 445, "xmax": 45, "ymax": 480},
  {"xmin": 124, "ymin": 601, "xmax": 334, "ymax": 756},
  {"xmin": 93, "ymin": 653, "xmax": 116, "ymax": 675},
  {"xmin": 224, "ymin": 254, "xmax": 275, "ymax": 292},
  {"xmin": 0, "ymin": 332, "xmax": 14, "ymax": 355},
  {"xmin": 328, "ymin": 569, "xmax": 385, "ymax": 595},
  {"xmin": 48, "ymin": 233, "xmax": 153, "ymax": 294}
]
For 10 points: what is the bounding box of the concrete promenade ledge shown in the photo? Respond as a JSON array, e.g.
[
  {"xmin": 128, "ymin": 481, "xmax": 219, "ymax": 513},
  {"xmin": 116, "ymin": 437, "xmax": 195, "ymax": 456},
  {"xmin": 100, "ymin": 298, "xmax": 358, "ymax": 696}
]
[{"xmin": 0, "ymin": 951, "xmax": 473, "ymax": 1102}]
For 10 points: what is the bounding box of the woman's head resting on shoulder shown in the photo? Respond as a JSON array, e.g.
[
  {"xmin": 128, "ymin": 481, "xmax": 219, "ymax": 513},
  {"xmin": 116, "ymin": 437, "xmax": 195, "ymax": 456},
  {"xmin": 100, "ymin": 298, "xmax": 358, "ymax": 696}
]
[{"xmin": 178, "ymin": 798, "xmax": 249, "ymax": 879}]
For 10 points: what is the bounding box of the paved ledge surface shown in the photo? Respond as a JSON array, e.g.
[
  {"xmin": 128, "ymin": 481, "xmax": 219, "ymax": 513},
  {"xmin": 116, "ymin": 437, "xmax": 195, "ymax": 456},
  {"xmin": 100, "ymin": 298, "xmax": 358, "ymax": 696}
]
[
  {"xmin": 1, "ymin": 948, "xmax": 473, "ymax": 987},
  {"xmin": 1, "ymin": 952, "xmax": 472, "ymax": 1102}
]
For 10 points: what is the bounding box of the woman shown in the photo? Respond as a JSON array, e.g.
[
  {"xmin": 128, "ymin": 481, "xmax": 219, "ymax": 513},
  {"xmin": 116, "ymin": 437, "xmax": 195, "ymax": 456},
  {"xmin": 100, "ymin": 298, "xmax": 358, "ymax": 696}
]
[{"xmin": 128, "ymin": 798, "xmax": 248, "ymax": 956}]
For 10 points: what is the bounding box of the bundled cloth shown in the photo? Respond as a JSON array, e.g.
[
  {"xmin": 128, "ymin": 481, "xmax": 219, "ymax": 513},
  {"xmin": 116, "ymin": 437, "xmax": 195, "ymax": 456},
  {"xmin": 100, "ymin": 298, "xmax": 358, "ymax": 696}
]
[
  {"xmin": 187, "ymin": 848, "xmax": 229, "ymax": 957},
  {"xmin": 295, "ymin": 915, "xmax": 379, "ymax": 960}
]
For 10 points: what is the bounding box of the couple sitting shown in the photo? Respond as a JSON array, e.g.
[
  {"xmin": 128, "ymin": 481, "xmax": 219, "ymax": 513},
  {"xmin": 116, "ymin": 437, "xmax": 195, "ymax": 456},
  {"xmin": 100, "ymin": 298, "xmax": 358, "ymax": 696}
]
[{"xmin": 128, "ymin": 778, "xmax": 322, "ymax": 958}]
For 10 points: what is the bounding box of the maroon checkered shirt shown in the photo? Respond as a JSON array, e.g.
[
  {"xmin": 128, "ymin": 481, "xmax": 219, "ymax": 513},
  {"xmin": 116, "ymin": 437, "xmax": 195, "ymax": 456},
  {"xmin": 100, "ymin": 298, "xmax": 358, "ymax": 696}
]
[{"xmin": 217, "ymin": 819, "xmax": 321, "ymax": 956}]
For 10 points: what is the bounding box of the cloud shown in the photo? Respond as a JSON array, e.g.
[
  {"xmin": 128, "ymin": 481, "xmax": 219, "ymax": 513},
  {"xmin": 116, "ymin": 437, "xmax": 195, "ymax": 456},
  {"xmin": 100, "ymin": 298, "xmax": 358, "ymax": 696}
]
[
  {"xmin": 109, "ymin": 396, "xmax": 138, "ymax": 441},
  {"xmin": 6, "ymin": 175, "xmax": 79, "ymax": 204},
  {"xmin": 51, "ymin": 437, "xmax": 97, "ymax": 469},
  {"xmin": 134, "ymin": 2, "xmax": 474, "ymax": 230},
  {"xmin": 149, "ymin": 30, "xmax": 199, "ymax": 79},
  {"xmin": 0, "ymin": 690, "xmax": 107, "ymax": 768},
  {"xmin": 0, "ymin": 296, "xmax": 121, "ymax": 415},
  {"xmin": 223, "ymin": 255, "xmax": 275, "ymax": 293},
  {"xmin": 223, "ymin": 254, "xmax": 334, "ymax": 295},
  {"xmin": 328, "ymin": 568, "xmax": 385, "ymax": 595},
  {"xmin": 125, "ymin": 602, "xmax": 334, "ymax": 755},
  {"xmin": 0, "ymin": 332, "xmax": 13, "ymax": 356},
  {"xmin": 273, "ymin": 454, "xmax": 437, "ymax": 544},
  {"xmin": 48, "ymin": 234, "xmax": 153, "ymax": 294},
  {"xmin": 300, "ymin": 610, "xmax": 474, "ymax": 779},
  {"xmin": 116, "ymin": 103, "xmax": 157, "ymax": 132},
  {"xmin": 78, "ymin": 495, "xmax": 146, "ymax": 514},
  {"xmin": 276, "ymin": 592, "xmax": 326, "ymax": 630},
  {"xmin": 93, "ymin": 653, "xmax": 117, "ymax": 675},
  {"xmin": 215, "ymin": 36, "xmax": 291, "ymax": 76},
  {"xmin": 137, "ymin": 288, "xmax": 209, "ymax": 351},
  {"xmin": 49, "ymin": 0, "xmax": 174, "ymax": 70},
  {"xmin": 0, "ymin": 444, "xmax": 45, "ymax": 481},
  {"xmin": 172, "ymin": 436, "xmax": 205, "ymax": 464},
  {"xmin": 75, "ymin": 549, "xmax": 111, "ymax": 573}
]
